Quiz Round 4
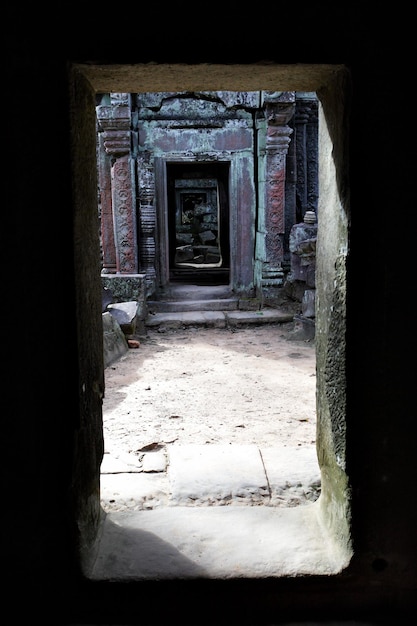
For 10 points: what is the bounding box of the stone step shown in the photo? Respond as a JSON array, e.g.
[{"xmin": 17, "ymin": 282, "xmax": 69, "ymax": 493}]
[
  {"xmin": 152, "ymin": 283, "xmax": 235, "ymax": 300},
  {"xmin": 147, "ymin": 297, "xmax": 239, "ymax": 313},
  {"xmin": 145, "ymin": 308, "xmax": 295, "ymax": 330}
]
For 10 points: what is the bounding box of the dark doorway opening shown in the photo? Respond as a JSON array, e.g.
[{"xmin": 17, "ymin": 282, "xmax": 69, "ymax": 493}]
[{"xmin": 167, "ymin": 162, "xmax": 230, "ymax": 286}]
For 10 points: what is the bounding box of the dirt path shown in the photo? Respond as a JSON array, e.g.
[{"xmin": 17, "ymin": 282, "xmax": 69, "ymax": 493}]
[{"xmin": 102, "ymin": 322, "xmax": 317, "ymax": 457}]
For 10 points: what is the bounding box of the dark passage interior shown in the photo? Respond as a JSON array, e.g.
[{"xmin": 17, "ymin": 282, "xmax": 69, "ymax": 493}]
[{"xmin": 167, "ymin": 162, "xmax": 230, "ymax": 285}]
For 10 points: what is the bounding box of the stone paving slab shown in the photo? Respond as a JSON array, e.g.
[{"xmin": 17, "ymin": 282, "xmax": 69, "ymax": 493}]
[
  {"xmin": 102, "ymin": 449, "xmax": 168, "ymax": 474},
  {"xmin": 168, "ymin": 444, "xmax": 269, "ymax": 506},
  {"xmin": 100, "ymin": 472, "xmax": 170, "ymax": 510},
  {"xmin": 260, "ymin": 446, "xmax": 321, "ymax": 506},
  {"xmin": 100, "ymin": 444, "xmax": 321, "ymax": 512},
  {"xmin": 101, "ymin": 451, "xmax": 142, "ymax": 473}
]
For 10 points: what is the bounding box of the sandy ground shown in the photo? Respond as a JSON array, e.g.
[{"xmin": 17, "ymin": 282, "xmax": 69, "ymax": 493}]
[{"xmin": 102, "ymin": 322, "xmax": 317, "ymax": 457}]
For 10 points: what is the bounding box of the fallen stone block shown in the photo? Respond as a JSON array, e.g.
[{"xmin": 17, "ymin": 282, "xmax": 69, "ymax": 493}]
[
  {"xmin": 102, "ymin": 311, "xmax": 129, "ymax": 368},
  {"xmin": 107, "ymin": 301, "xmax": 138, "ymax": 336}
]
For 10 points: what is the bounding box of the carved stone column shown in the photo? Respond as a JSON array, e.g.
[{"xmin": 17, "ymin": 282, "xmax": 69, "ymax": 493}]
[
  {"xmin": 137, "ymin": 154, "xmax": 156, "ymax": 293},
  {"xmin": 306, "ymin": 98, "xmax": 319, "ymax": 214},
  {"xmin": 284, "ymin": 123, "xmax": 297, "ymax": 269},
  {"xmin": 295, "ymin": 94, "xmax": 319, "ymax": 218},
  {"xmin": 262, "ymin": 93, "xmax": 295, "ymax": 290},
  {"xmin": 295, "ymin": 103, "xmax": 309, "ymax": 217},
  {"xmin": 97, "ymin": 131, "xmax": 116, "ymax": 273},
  {"xmin": 96, "ymin": 101, "xmax": 138, "ymax": 274}
]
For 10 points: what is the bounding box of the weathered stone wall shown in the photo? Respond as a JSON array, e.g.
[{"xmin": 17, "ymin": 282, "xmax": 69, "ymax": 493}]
[{"xmin": 96, "ymin": 90, "xmax": 318, "ymax": 302}]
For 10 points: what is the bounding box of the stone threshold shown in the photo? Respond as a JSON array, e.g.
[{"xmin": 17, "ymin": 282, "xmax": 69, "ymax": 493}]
[{"xmin": 87, "ymin": 503, "xmax": 348, "ymax": 581}]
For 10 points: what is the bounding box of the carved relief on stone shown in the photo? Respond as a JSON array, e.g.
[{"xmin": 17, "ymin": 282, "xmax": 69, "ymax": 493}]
[
  {"xmin": 305, "ymin": 101, "xmax": 319, "ymax": 213},
  {"xmin": 137, "ymin": 155, "xmax": 156, "ymax": 287},
  {"xmin": 96, "ymin": 101, "xmax": 135, "ymax": 274},
  {"xmin": 112, "ymin": 156, "xmax": 137, "ymax": 273},
  {"xmin": 262, "ymin": 107, "xmax": 294, "ymax": 284},
  {"xmin": 103, "ymin": 131, "xmax": 131, "ymax": 156},
  {"xmin": 110, "ymin": 93, "xmax": 130, "ymax": 106},
  {"xmin": 96, "ymin": 104, "xmax": 131, "ymax": 131}
]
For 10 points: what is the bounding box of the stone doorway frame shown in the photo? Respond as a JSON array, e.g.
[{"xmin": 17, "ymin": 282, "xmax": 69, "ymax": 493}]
[
  {"xmin": 69, "ymin": 62, "xmax": 351, "ymax": 577},
  {"xmin": 155, "ymin": 154, "xmax": 255, "ymax": 297},
  {"xmin": 154, "ymin": 157, "xmax": 231, "ymax": 289}
]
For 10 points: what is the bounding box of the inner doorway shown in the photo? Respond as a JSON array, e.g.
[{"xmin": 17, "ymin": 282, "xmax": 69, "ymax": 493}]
[{"xmin": 167, "ymin": 162, "xmax": 230, "ymax": 286}]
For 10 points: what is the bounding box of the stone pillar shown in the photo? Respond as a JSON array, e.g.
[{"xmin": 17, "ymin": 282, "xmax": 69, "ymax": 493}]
[
  {"xmin": 295, "ymin": 94, "xmax": 319, "ymax": 218},
  {"xmin": 96, "ymin": 99, "xmax": 138, "ymax": 274},
  {"xmin": 306, "ymin": 98, "xmax": 319, "ymax": 214},
  {"xmin": 97, "ymin": 132, "xmax": 117, "ymax": 273},
  {"xmin": 295, "ymin": 103, "xmax": 309, "ymax": 218},
  {"xmin": 262, "ymin": 92, "xmax": 295, "ymax": 292},
  {"xmin": 137, "ymin": 154, "xmax": 156, "ymax": 294},
  {"xmin": 284, "ymin": 125, "xmax": 297, "ymax": 270},
  {"xmin": 111, "ymin": 154, "xmax": 137, "ymax": 273}
]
